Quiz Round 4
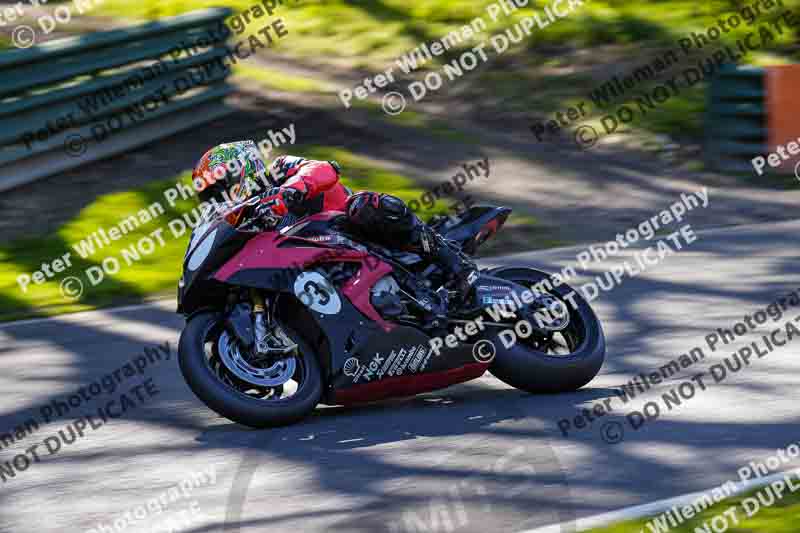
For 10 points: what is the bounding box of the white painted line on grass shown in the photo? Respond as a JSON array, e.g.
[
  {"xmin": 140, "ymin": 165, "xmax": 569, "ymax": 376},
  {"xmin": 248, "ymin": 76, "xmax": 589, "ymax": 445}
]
[{"xmin": 519, "ymin": 467, "xmax": 800, "ymax": 533}]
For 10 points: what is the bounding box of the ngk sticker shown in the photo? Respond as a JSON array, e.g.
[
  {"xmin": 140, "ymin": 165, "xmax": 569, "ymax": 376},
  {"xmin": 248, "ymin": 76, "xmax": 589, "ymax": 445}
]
[{"xmin": 351, "ymin": 354, "xmax": 385, "ymax": 383}]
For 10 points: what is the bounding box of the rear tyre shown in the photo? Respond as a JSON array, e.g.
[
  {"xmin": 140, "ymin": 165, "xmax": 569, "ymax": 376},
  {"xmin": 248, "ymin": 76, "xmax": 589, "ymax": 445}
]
[
  {"xmin": 485, "ymin": 267, "xmax": 605, "ymax": 393},
  {"xmin": 179, "ymin": 312, "xmax": 323, "ymax": 428}
]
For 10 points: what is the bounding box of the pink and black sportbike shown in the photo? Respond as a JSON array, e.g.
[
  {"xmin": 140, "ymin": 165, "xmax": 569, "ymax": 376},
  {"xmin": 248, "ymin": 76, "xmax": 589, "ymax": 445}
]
[{"xmin": 177, "ymin": 192, "xmax": 605, "ymax": 428}]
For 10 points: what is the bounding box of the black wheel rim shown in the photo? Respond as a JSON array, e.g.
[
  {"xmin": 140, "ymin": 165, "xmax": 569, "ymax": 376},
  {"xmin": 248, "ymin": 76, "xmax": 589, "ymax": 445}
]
[
  {"xmin": 507, "ymin": 279, "xmax": 589, "ymax": 358},
  {"xmin": 201, "ymin": 321, "xmax": 309, "ymax": 403}
]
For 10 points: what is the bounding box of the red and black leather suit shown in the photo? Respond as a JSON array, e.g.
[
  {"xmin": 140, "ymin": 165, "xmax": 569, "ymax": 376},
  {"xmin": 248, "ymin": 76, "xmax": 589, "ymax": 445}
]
[
  {"xmin": 262, "ymin": 156, "xmax": 349, "ymax": 217},
  {"xmin": 261, "ymin": 156, "xmax": 474, "ymax": 296}
]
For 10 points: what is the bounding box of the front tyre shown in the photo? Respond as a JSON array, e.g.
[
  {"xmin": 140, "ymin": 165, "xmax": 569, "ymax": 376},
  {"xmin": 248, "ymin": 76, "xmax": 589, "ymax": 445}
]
[
  {"xmin": 179, "ymin": 312, "xmax": 323, "ymax": 428},
  {"xmin": 485, "ymin": 267, "xmax": 606, "ymax": 393}
]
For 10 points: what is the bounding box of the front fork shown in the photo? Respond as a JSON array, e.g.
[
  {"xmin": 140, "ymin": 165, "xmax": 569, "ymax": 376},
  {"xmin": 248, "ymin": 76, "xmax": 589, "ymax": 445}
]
[
  {"xmin": 249, "ymin": 289, "xmax": 297, "ymax": 356},
  {"xmin": 250, "ymin": 288, "xmax": 271, "ymax": 353}
]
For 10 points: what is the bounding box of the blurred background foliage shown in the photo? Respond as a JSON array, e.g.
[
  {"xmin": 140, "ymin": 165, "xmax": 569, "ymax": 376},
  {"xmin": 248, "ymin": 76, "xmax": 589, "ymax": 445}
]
[
  {"xmin": 88, "ymin": 0, "xmax": 800, "ymax": 140},
  {"xmin": 91, "ymin": 0, "xmax": 799, "ymax": 66}
]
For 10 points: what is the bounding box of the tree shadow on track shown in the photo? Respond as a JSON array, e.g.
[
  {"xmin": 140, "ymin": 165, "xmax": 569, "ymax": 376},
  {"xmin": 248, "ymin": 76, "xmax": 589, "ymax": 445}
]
[{"xmin": 2, "ymin": 230, "xmax": 800, "ymax": 532}]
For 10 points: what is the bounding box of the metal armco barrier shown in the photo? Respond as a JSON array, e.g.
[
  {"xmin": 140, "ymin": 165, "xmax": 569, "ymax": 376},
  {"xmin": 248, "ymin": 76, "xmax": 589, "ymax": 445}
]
[
  {"xmin": 0, "ymin": 8, "xmax": 235, "ymax": 192},
  {"xmin": 706, "ymin": 66, "xmax": 766, "ymax": 173}
]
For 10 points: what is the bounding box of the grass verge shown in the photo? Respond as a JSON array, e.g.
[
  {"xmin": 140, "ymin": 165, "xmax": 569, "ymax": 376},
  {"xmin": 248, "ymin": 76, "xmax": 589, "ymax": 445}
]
[{"xmin": 587, "ymin": 477, "xmax": 800, "ymax": 533}]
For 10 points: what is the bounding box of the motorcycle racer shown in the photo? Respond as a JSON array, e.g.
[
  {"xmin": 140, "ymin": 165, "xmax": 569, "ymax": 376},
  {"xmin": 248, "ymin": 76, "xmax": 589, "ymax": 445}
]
[{"xmin": 191, "ymin": 147, "xmax": 478, "ymax": 308}]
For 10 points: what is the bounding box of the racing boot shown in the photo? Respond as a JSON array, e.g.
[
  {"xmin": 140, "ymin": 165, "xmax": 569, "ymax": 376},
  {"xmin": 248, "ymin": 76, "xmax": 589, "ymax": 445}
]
[
  {"xmin": 418, "ymin": 227, "xmax": 478, "ymax": 311},
  {"xmin": 440, "ymin": 245, "xmax": 479, "ymax": 310}
]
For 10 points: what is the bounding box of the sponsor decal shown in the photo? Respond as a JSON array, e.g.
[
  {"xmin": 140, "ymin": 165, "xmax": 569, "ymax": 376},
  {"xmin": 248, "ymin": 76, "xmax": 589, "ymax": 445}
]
[
  {"xmin": 343, "ymin": 357, "xmax": 360, "ymax": 377},
  {"xmin": 379, "ymin": 351, "xmax": 397, "ymax": 379},
  {"xmin": 482, "ymin": 295, "xmax": 517, "ymax": 308},
  {"xmin": 417, "ymin": 349, "xmax": 433, "ymax": 371},
  {"xmin": 388, "ymin": 348, "xmax": 409, "ymax": 377},
  {"xmin": 477, "ymin": 285, "xmax": 511, "ymax": 292},
  {"xmin": 409, "ymin": 345, "xmax": 431, "ymax": 372},
  {"xmin": 350, "ymin": 353, "xmax": 385, "ymax": 383},
  {"xmin": 351, "ymin": 344, "xmax": 432, "ymax": 383},
  {"xmin": 417, "ymin": 296, "xmax": 434, "ymax": 312}
]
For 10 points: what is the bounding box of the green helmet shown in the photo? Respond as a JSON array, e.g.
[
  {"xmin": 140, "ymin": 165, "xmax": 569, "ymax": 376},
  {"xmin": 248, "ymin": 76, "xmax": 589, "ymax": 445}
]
[{"xmin": 192, "ymin": 140, "xmax": 269, "ymax": 203}]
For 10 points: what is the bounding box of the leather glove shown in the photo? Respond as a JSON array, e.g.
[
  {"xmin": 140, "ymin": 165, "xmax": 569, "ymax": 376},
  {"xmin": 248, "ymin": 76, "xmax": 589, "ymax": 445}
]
[
  {"xmin": 280, "ymin": 187, "xmax": 305, "ymax": 209},
  {"xmin": 253, "ymin": 200, "xmax": 281, "ymax": 220},
  {"xmin": 266, "ymin": 187, "xmax": 305, "ymax": 210}
]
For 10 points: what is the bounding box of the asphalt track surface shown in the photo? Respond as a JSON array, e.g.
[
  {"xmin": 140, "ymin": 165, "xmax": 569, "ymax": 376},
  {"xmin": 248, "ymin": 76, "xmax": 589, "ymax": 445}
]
[{"xmin": 1, "ymin": 219, "xmax": 798, "ymax": 533}]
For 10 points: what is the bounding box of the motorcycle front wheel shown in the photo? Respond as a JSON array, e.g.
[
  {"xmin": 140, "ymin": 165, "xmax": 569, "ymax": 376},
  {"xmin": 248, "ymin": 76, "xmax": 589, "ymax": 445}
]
[{"xmin": 179, "ymin": 311, "xmax": 323, "ymax": 428}]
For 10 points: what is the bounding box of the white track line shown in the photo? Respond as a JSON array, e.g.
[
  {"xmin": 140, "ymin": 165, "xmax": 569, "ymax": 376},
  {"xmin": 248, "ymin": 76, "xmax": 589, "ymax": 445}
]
[
  {"xmin": 0, "ymin": 299, "xmax": 174, "ymax": 329},
  {"xmin": 519, "ymin": 467, "xmax": 800, "ymax": 532}
]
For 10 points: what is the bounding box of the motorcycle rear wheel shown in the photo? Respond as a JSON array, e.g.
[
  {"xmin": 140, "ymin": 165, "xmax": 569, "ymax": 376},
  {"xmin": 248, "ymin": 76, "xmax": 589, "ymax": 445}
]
[{"xmin": 485, "ymin": 267, "xmax": 606, "ymax": 393}]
